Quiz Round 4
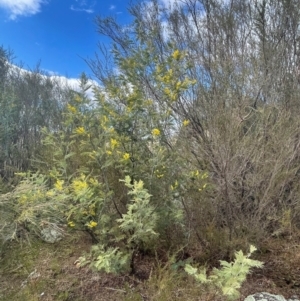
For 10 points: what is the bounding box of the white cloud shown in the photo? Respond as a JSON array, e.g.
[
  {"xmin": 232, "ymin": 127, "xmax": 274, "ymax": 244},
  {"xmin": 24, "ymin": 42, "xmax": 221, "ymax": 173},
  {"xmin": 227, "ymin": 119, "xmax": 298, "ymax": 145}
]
[
  {"xmin": 70, "ymin": 5, "xmax": 93, "ymax": 14},
  {"xmin": 109, "ymin": 5, "xmax": 116, "ymax": 10},
  {"xmin": 70, "ymin": 0, "xmax": 94, "ymax": 14},
  {"xmin": 0, "ymin": 0, "xmax": 46, "ymax": 20}
]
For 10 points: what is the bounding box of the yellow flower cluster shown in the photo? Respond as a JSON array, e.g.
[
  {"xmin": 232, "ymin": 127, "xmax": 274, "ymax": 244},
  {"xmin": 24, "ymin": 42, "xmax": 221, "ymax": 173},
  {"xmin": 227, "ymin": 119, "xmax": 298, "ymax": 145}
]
[
  {"xmin": 152, "ymin": 128, "xmax": 161, "ymax": 136},
  {"xmin": 67, "ymin": 103, "xmax": 77, "ymax": 114},
  {"xmin": 46, "ymin": 190, "xmax": 55, "ymax": 197},
  {"xmin": 123, "ymin": 153, "xmax": 130, "ymax": 160},
  {"xmin": 72, "ymin": 179, "xmax": 88, "ymax": 194},
  {"xmin": 198, "ymin": 183, "xmax": 208, "ymax": 192},
  {"xmin": 54, "ymin": 180, "xmax": 64, "ymax": 191},
  {"xmin": 87, "ymin": 221, "xmax": 97, "ymax": 228},
  {"xmin": 154, "ymin": 166, "xmax": 165, "ymax": 178},
  {"xmin": 189, "ymin": 171, "xmax": 209, "ymax": 191},
  {"xmin": 176, "ymin": 81, "xmax": 182, "ymax": 90},
  {"xmin": 172, "ymin": 49, "xmax": 182, "ymax": 60},
  {"xmin": 164, "ymin": 87, "xmax": 178, "ymax": 102},
  {"xmin": 175, "ymin": 78, "xmax": 196, "ymax": 92},
  {"xmin": 183, "ymin": 119, "xmax": 190, "ymax": 126},
  {"xmin": 164, "ymin": 87, "xmax": 171, "ymax": 95},
  {"xmin": 110, "ymin": 138, "xmax": 119, "ymax": 149},
  {"xmin": 191, "ymin": 170, "xmax": 199, "ymax": 178},
  {"xmin": 18, "ymin": 195, "xmax": 28, "ymax": 204},
  {"xmin": 161, "ymin": 69, "xmax": 174, "ymax": 83},
  {"xmin": 201, "ymin": 172, "xmax": 208, "ymax": 179},
  {"xmin": 68, "ymin": 221, "xmax": 75, "ymax": 227},
  {"xmin": 75, "ymin": 127, "xmax": 86, "ymax": 135}
]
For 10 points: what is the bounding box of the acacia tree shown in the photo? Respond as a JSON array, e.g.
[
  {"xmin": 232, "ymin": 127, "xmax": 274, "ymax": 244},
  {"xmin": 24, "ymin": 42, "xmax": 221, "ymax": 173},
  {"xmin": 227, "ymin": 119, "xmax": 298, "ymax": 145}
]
[{"xmin": 89, "ymin": 0, "xmax": 300, "ymax": 249}]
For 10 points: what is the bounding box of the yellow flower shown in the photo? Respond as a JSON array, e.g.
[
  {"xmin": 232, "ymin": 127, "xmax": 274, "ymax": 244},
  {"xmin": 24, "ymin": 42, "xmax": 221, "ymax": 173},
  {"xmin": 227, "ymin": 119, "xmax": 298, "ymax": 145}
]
[
  {"xmin": 68, "ymin": 221, "xmax": 75, "ymax": 227},
  {"xmin": 164, "ymin": 87, "xmax": 171, "ymax": 96},
  {"xmin": 171, "ymin": 180, "xmax": 178, "ymax": 190},
  {"xmin": 18, "ymin": 195, "xmax": 28, "ymax": 204},
  {"xmin": 110, "ymin": 138, "xmax": 119, "ymax": 149},
  {"xmin": 154, "ymin": 169, "xmax": 164, "ymax": 178},
  {"xmin": 152, "ymin": 128, "xmax": 161, "ymax": 136},
  {"xmin": 72, "ymin": 179, "xmax": 88, "ymax": 194},
  {"xmin": 176, "ymin": 81, "xmax": 182, "ymax": 90},
  {"xmin": 54, "ymin": 180, "xmax": 64, "ymax": 191},
  {"xmin": 123, "ymin": 153, "xmax": 130, "ymax": 160},
  {"xmin": 183, "ymin": 119, "xmax": 190, "ymax": 126},
  {"xmin": 190, "ymin": 170, "xmax": 199, "ymax": 178},
  {"xmin": 106, "ymin": 150, "xmax": 112, "ymax": 155},
  {"xmin": 75, "ymin": 127, "xmax": 86, "ymax": 135},
  {"xmin": 201, "ymin": 172, "xmax": 208, "ymax": 179},
  {"xmin": 172, "ymin": 49, "xmax": 181, "ymax": 60},
  {"xmin": 162, "ymin": 69, "xmax": 173, "ymax": 83},
  {"xmin": 87, "ymin": 221, "xmax": 97, "ymax": 228},
  {"xmin": 67, "ymin": 103, "xmax": 77, "ymax": 114},
  {"xmin": 170, "ymin": 93, "xmax": 177, "ymax": 101},
  {"xmin": 46, "ymin": 190, "xmax": 55, "ymax": 197},
  {"xmin": 199, "ymin": 183, "xmax": 208, "ymax": 192}
]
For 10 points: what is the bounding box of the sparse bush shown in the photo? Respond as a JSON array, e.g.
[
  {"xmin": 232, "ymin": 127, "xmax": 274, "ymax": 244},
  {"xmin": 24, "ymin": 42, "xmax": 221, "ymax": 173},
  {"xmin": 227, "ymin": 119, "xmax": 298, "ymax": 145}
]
[
  {"xmin": 0, "ymin": 172, "xmax": 66, "ymax": 244},
  {"xmin": 185, "ymin": 245, "xmax": 263, "ymax": 300}
]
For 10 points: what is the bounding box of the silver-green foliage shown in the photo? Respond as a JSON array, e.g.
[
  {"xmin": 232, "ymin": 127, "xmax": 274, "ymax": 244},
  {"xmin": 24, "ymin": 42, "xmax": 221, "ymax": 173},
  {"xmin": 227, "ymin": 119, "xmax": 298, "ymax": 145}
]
[
  {"xmin": 185, "ymin": 245, "xmax": 263, "ymax": 300},
  {"xmin": 0, "ymin": 173, "xmax": 66, "ymax": 244},
  {"xmin": 79, "ymin": 245, "xmax": 130, "ymax": 274},
  {"xmin": 117, "ymin": 176, "xmax": 158, "ymax": 246},
  {"xmin": 79, "ymin": 176, "xmax": 158, "ymax": 273}
]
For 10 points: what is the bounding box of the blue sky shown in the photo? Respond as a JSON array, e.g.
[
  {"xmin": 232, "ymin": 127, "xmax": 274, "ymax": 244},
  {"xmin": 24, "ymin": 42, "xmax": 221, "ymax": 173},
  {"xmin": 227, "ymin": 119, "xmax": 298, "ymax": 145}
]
[{"xmin": 0, "ymin": 0, "xmax": 134, "ymax": 79}]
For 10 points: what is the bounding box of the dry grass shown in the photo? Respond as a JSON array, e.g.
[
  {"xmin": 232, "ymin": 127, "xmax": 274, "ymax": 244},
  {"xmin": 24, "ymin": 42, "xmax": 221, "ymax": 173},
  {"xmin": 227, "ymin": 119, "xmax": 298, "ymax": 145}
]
[{"xmin": 1, "ymin": 231, "xmax": 300, "ymax": 301}]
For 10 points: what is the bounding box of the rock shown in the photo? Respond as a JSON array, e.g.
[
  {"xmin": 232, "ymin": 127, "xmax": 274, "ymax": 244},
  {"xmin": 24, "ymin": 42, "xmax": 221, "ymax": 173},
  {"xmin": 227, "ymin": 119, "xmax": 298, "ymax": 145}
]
[
  {"xmin": 41, "ymin": 227, "xmax": 63, "ymax": 243},
  {"xmin": 244, "ymin": 293, "xmax": 300, "ymax": 301}
]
